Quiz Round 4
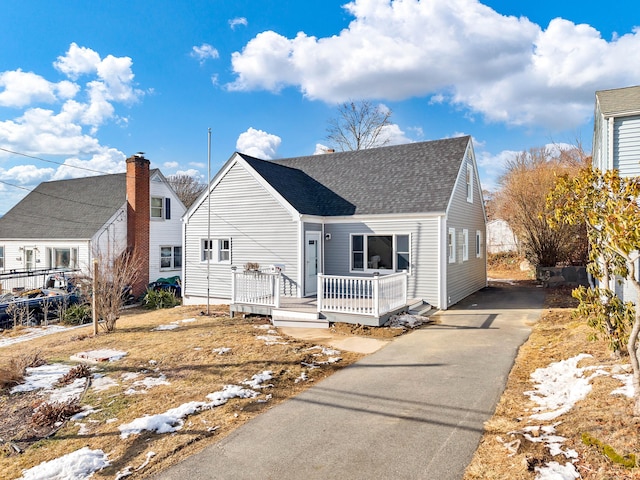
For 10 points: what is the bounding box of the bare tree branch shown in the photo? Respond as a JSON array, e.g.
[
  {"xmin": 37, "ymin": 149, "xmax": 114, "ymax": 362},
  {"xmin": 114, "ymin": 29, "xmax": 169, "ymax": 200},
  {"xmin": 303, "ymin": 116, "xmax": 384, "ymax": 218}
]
[{"xmin": 325, "ymin": 100, "xmax": 393, "ymax": 151}]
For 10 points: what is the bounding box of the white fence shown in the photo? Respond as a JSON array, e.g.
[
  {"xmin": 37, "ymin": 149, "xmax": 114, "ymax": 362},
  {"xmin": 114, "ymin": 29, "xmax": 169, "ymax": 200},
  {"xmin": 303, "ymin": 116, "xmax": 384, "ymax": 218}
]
[
  {"xmin": 231, "ymin": 267, "xmax": 281, "ymax": 308},
  {"xmin": 317, "ymin": 271, "xmax": 408, "ymax": 317}
]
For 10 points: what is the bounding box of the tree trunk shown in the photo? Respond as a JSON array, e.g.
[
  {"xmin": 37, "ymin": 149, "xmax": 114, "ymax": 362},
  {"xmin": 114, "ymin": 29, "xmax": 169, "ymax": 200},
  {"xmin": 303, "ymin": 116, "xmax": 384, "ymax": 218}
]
[{"xmin": 629, "ymin": 280, "xmax": 640, "ymax": 416}]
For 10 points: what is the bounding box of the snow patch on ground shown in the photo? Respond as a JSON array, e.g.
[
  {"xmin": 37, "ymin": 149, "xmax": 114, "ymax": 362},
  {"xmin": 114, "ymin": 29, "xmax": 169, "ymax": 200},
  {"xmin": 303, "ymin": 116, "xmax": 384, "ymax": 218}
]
[
  {"xmin": 118, "ymin": 375, "xmax": 271, "ymax": 439},
  {"xmin": 71, "ymin": 349, "xmax": 127, "ymax": 363},
  {"xmin": 213, "ymin": 347, "xmax": 231, "ymax": 355},
  {"xmin": 10, "ymin": 363, "xmax": 71, "ymax": 394},
  {"xmin": 0, "ymin": 324, "xmax": 84, "ymax": 349},
  {"xmin": 256, "ymin": 334, "xmax": 288, "ymax": 345},
  {"xmin": 17, "ymin": 447, "xmax": 109, "ymax": 480}
]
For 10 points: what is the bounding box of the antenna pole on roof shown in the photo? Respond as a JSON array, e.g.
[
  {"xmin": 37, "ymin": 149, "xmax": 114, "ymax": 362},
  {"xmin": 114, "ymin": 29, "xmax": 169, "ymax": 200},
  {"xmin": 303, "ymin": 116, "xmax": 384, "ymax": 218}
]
[{"xmin": 207, "ymin": 128, "xmax": 212, "ymax": 316}]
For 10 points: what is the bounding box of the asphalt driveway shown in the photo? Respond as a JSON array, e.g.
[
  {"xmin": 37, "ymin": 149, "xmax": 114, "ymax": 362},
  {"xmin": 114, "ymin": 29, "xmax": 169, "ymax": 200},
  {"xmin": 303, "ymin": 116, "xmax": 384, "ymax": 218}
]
[{"xmin": 153, "ymin": 280, "xmax": 545, "ymax": 480}]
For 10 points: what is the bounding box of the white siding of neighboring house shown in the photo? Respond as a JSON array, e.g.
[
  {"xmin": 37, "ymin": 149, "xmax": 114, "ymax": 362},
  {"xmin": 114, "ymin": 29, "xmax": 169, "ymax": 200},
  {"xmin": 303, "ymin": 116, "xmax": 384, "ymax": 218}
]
[
  {"xmin": 149, "ymin": 172, "xmax": 186, "ymax": 284},
  {"xmin": 487, "ymin": 219, "xmax": 518, "ymax": 254},
  {"xmin": 91, "ymin": 205, "xmax": 128, "ymax": 265},
  {"xmin": 182, "ymin": 160, "xmax": 300, "ymax": 305},
  {"xmin": 613, "ymin": 115, "xmax": 640, "ymax": 176},
  {"xmin": 445, "ymin": 146, "xmax": 487, "ymax": 308},
  {"xmin": 323, "ymin": 215, "xmax": 442, "ymax": 307}
]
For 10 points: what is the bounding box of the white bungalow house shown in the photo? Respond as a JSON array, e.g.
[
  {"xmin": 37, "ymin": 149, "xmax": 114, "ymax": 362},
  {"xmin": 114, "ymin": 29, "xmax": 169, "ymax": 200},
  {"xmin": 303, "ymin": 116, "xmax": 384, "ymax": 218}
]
[
  {"xmin": 182, "ymin": 136, "xmax": 487, "ymax": 327},
  {"xmin": 592, "ymin": 84, "xmax": 640, "ymax": 303},
  {"xmin": 0, "ymin": 154, "xmax": 186, "ymax": 296}
]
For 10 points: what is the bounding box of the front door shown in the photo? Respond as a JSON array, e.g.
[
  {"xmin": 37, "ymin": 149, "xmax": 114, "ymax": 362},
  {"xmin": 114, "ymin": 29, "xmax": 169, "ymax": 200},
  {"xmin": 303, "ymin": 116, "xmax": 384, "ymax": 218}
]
[
  {"xmin": 24, "ymin": 248, "xmax": 35, "ymax": 271},
  {"xmin": 304, "ymin": 232, "xmax": 321, "ymax": 296}
]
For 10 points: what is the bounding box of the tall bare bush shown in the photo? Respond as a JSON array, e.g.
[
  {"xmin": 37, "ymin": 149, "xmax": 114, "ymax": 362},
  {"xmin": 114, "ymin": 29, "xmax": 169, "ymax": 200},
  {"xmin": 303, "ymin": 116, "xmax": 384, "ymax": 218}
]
[
  {"xmin": 493, "ymin": 145, "xmax": 588, "ymax": 267},
  {"xmin": 93, "ymin": 249, "xmax": 143, "ymax": 332}
]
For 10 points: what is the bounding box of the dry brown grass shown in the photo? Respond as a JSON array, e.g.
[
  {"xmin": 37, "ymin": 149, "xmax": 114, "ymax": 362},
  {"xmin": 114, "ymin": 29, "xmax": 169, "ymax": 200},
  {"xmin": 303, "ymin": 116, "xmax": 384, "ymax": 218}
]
[
  {"xmin": 464, "ymin": 279, "xmax": 640, "ymax": 479},
  {"xmin": 0, "ymin": 305, "xmax": 365, "ymax": 478}
]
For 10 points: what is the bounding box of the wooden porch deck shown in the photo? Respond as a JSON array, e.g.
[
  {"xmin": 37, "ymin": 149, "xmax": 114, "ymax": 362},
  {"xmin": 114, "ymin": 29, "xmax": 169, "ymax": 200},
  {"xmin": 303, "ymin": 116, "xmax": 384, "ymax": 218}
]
[{"xmin": 231, "ymin": 296, "xmax": 432, "ymax": 329}]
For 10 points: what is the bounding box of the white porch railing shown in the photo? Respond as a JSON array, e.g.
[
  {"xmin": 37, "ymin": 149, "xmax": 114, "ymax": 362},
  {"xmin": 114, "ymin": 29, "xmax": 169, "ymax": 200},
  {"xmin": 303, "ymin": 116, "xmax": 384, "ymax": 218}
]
[
  {"xmin": 231, "ymin": 267, "xmax": 281, "ymax": 308},
  {"xmin": 317, "ymin": 271, "xmax": 408, "ymax": 317}
]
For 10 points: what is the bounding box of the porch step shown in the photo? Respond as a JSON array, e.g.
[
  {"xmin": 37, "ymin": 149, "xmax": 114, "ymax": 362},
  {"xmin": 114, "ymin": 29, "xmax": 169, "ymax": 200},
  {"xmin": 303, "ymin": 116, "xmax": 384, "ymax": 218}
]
[
  {"xmin": 271, "ymin": 309, "xmax": 330, "ymax": 329},
  {"xmin": 407, "ymin": 299, "xmax": 434, "ymax": 317}
]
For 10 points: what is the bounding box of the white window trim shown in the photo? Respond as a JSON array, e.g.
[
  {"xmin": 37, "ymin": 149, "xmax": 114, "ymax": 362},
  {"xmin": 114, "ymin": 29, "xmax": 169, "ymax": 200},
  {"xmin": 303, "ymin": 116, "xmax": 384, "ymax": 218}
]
[
  {"xmin": 160, "ymin": 245, "xmax": 182, "ymax": 270},
  {"xmin": 47, "ymin": 247, "xmax": 78, "ymax": 269},
  {"xmin": 476, "ymin": 230, "xmax": 483, "ymax": 258},
  {"xmin": 151, "ymin": 196, "xmax": 164, "ymax": 219},
  {"xmin": 349, "ymin": 233, "xmax": 411, "ymax": 273},
  {"xmin": 462, "ymin": 229, "xmax": 469, "ymax": 262},
  {"xmin": 218, "ymin": 239, "xmax": 231, "ymax": 264},
  {"xmin": 466, "ymin": 165, "xmax": 473, "ymax": 203},
  {"xmin": 201, "ymin": 238, "xmax": 231, "ymax": 264},
  {"xmin": 448, "ymin": 228, "xmax": 456, "ymax": 264}
]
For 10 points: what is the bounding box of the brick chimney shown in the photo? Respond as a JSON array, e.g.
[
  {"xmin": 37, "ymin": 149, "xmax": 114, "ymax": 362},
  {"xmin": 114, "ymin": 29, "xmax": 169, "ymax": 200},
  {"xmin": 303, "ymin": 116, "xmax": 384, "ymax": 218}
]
[{"xmin": 126, "ymin": 153, "xmax": 150, "ymax": 297}]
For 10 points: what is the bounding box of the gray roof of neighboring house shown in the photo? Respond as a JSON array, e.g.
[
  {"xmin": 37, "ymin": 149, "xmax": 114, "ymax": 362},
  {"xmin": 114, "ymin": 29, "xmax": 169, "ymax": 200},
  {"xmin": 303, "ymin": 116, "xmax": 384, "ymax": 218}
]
[
  {"xmin": 239, "ymin": 136, "xmax": 471, "ymax": 216},
  {"xmin": 0, "ymin": 173, "xmax": 127, "ymax": 239},
  {"xmin": 596, "ymin": 85, "xmax": 640, "ymax": 116}
]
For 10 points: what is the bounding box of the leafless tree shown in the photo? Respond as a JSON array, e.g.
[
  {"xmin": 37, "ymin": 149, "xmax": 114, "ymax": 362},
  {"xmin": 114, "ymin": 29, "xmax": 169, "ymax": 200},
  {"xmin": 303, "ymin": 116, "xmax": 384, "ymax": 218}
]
[
  {"xmin": 325, "ymin": 100, "xmax": 393, "ymax": 151},
  {"xmin": 92, "ymin": 249, "xmax": 143, "ymax": 332},
  {"xmin": 167, "ymin": 174, "xmax": 206, "ymax": 208},
  {"xmin": 493, "ymin": 145, "xmax": 588, "ymax": 267}
]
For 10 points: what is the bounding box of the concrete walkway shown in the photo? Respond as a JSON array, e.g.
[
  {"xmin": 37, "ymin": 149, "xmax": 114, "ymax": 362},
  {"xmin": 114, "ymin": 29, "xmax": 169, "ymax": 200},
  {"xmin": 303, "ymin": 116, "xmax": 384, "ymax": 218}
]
[{"xmin": 153, "ymin": 281, "xmax": 545, "ymax": 480}]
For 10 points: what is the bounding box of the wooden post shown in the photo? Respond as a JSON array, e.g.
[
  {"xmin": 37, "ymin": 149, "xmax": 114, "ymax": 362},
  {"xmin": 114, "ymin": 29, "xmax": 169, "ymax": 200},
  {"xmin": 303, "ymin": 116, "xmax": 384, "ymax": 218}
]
[
  {"xmin": 317, "ymin": 273, "xmax": 323, "ymax": 313},
  {"xmin": 92, "ymin": 259, "xmax": 98, "ymax": 336},
  {"xmin": 372, "ymin": 272, "xmax": 380, "ymax": 317}
]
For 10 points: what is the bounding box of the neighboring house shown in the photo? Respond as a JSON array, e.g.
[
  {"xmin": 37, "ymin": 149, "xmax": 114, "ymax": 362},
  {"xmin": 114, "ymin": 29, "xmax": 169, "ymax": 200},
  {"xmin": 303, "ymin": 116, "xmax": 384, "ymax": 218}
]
[
  {"xmin": 592, "ymin": 84, "xmax": 640, "ymax": 302},
  {"xmin": 0, "ymin": 154, "xmax": 186, "ymax": 296},
  {"xmin": 182, "ymin": 136, "xmax": 487, "ymax": 326},
  {"xmin": 487, "ymin": 219, "xmax": 518, "ymax": 254}
]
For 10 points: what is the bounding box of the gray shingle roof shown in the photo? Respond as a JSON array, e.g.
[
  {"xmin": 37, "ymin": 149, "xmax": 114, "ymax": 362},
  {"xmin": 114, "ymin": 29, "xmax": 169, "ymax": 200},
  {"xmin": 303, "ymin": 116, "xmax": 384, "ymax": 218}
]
[
  {"xmin": 0, "ymin": 173, "xmax": 127, "ymax": 239},
  {"xmin": 239, "ymin": 136, "xmax": 470, "ymax": 216},
  {"xmin": 596, "ymin": 85, "xmax": 640, "ymax": 116}
]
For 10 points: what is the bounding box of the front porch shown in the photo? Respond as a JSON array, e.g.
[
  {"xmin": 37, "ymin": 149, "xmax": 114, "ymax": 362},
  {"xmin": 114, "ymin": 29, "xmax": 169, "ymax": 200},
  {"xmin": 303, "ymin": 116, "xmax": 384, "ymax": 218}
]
[{"xmin": 229, "ymin": 269, "xmax": 432, "ymax": 328}]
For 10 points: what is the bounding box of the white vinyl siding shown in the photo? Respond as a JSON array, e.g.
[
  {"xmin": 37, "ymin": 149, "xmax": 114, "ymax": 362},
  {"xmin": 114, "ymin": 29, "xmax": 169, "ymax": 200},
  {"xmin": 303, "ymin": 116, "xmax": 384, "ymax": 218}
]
[
  {"xmin": 445, "ymin": 145, "xmax": 487, "ymax": 307},
  {"xmin": 324, "ymin": 217, "xmax": 439, "ymax": 307},
  {"xmin": 613, "ymin": 115, "xmax": 640, "ymax": 176},
  {"xmin": 184, "ymin": 161, "xmax": 299, "ymax": 301},
  {"xmin": 149, "ymin": 173, "xmax": 185, "ymax": 283}
]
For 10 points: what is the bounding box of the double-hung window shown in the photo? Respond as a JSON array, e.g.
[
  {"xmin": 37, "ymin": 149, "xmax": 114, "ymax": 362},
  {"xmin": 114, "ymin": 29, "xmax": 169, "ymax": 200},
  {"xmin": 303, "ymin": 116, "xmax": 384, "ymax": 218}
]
[
  {"xmin": 161, "ymin": 246, "xmax": 182, "ymax": 270},
  {"xmin": 350, "ymin": 234, "xmax": 410, "ymax": 272},
  {"xmin": 462, "ymin": 229, "xmax": 469, "ymax": 262},
  {"xmin": 476, "ymin": 230, "xmax": 483, "ymax": 258},
  {"xmin": 0, "ymin": 246, "xmax": 4, "ymax": 270},
  {"xmin": 466, "ymin": 164, "xmax": 473, "ymax": 203},
  {"xmin": 151, "ymin": 197, "xmax": 171, "ymax": 220},
  {"xmin": 448, "ymin": 228, "xmax": 456, "ymax": 263},
  {"xmin": 202, "ymin": 238, "xmax": 231, "ymax": 264}
]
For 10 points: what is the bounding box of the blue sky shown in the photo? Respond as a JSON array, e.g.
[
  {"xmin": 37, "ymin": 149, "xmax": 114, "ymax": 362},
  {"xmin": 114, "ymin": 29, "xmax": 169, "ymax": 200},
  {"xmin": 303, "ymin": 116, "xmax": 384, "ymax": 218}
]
[{"xmin": 1, "ymin": 0, "xmax": 639, "ymax": 215}]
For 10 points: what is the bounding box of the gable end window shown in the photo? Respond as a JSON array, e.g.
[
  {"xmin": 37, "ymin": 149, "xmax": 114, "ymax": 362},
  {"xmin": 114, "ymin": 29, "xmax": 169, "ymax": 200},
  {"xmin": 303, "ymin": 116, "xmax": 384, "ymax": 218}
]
[
  {"xmin": 151, "ymin": 197, "xmax": 171, "ymax": 219},
  {"xmin": 0, "ymin": 246, "xmax": 4, "ymax": 270},
  {"xmin": 466, "ymin": 165, "xmax": 473, "ymax": 203},
  {"xmin": 476, "ymin": 230, "xmax": 483, "ymax": 258},
  {"xmin": 202, "ymin": 238, "xmax": 231, "ymax": 264},
  {"xmin": 350, "ymin": 234, "xmax": 410, "ymax": 272}
]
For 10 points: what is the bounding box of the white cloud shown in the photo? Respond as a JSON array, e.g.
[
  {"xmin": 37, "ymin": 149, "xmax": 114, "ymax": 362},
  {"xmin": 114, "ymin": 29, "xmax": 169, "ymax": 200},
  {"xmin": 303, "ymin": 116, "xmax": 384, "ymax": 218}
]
[
  {"xmin": 164, "ymin": 161, "xmax": 179, "ymax": 169},
  {"xmin": 189, "ymin": 161, "xmax": 206, "ymax": 168},
  {"xmin": 191, "ymin": 44, "xmax": 220, "ymax": 65},
  {"xmin": 50, "ymin": 148, "xmax": 127, "ymax": 180},
  {"xmin": 0, "ymin": 70, "xmax": 78, "ymax": 108},
  {"xmin": 228, "ymin": 0, "xmax": 640, "ymax": 130},
  {"xmin": 236, "ymin": 127, "xmax": 281, "ymax": 159},
  {"xmin": 0, "ymin": 164, "xmax": 55, "ymax": 185},
  {"xmin": 229, "ymin": 17, "xmax": 248, "ymax": 30},
  {"xmin": 54, "ymin": 43, "xmax": 101, "ymax": 79},
  {"xmin": 175, "ymin": 168, "xmax": 203, "ymax": 179}
]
